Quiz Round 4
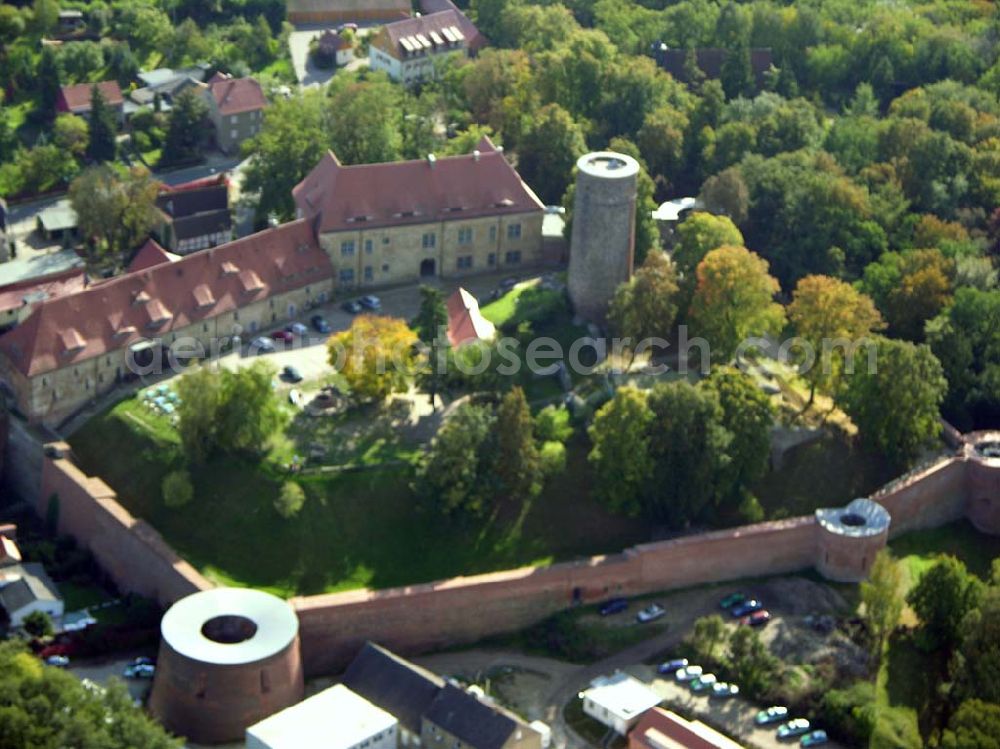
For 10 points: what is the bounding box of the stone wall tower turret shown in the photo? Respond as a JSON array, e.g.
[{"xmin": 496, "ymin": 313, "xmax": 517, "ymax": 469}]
[{"xmin": 567, "ymin": 151, "xmax": 640, "ymax": 324}]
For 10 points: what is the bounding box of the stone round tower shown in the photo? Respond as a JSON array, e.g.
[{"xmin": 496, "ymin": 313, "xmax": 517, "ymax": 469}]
[
  {"xmin": 568, "ymin": 151, "xmax": 640, "ymax": 324},
  {"xmin": 149, "ymin": 588, "xmax": 304, "ymax": 744}
]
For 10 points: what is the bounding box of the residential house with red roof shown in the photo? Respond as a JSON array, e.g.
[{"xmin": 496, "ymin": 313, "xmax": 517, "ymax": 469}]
[
  {"xmin": 202, "ymin": 73, "xmax": 268, "ymax": 155},
  {"xmin": 293, "ymin": 136, "xmax": 544, "ymax": 288},
  {"xmin": 369, "ymin": 3, "xmax": 483, "ymax": 84},
  {"xmin": 0, "ymin": 267, "xmax": 87, "ymax": 332},
  {"xmin": 0, "ymin": 221, "xmax": 332, "ymax": 424},
  {"xmin": 56, "ymin": 81, "xmax": 125, "ymax": 123}
]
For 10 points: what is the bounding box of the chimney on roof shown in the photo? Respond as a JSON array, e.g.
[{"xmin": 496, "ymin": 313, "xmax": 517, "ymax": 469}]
[
  {"xmin": 427, "ymin": 153, "xmax": 437, "ymax": 168},
  {"xmin": 473, "ymin": 150, "xmax": 480, "ymax": 162}
]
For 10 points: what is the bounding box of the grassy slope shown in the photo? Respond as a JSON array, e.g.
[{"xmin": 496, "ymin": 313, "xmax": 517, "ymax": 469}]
[{"xmin": 69, "ymin": 400, "xmax": 647, "ymax": 597}]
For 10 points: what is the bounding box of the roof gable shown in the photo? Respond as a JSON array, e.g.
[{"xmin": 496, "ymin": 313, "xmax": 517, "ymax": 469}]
[
  {"xmin": 342, "ymin": 642, "xmax": 444, "ymax": 733},
  {"xmin": 424, "ymin": 684, "xmax": 519, "ymax": 749}
]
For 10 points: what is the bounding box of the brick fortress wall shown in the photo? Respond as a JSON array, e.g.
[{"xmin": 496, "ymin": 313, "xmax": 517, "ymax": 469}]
[
  {"xmin": 34, "ymin": 442, "xmax": 1000, "ymax": 676},
  {"xmin": 38, "ymin": 442, "xmax": 212, "ymax": 607}
]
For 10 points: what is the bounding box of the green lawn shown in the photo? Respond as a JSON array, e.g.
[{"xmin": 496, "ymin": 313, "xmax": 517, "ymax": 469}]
[
  {"xmin": 68, "ymin": 398, "xmax": 649, "ymax": 597},
  {"xmin": 889, "ymin": 519, "xmax": 1000, "ymax": 585}
]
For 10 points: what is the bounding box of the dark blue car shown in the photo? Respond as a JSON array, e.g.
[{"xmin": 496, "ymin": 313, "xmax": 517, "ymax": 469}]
[
  {"xmin": 599, "ymin": 598, "xmax": 628, "ymax": 616},
  {"xmin": 731, "ymin": 599, "xmax": 764, "ymax": 618}
]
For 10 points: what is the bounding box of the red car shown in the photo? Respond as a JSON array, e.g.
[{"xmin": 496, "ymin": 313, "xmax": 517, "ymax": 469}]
[
  {"xmin": 270, "ymin": 330, "xmax": 294, "ymax": 343},
  {"xmin": 741, "ymin": 610, "xmax": 771, "ymax": 627}
]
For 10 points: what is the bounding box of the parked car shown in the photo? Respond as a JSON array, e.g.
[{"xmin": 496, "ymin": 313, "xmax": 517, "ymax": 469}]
[
  {"xmin": 270, "ymin": 330, "xmax": 294, "ymax": 343},
  {"xmin": 45, "ymin": 655, "xmax": 70, "ymax": 667},
  {"xmin": 800, "ymin": 730, "xmax": 828, "ymax": 747},
  {"xmin": 544, "ymin": 205, "xmax": 566, "ymax": 215},
  {"xmin": 341, "ymin": 300, "xmax": 363, "ymax": 314},
  {"xmin": 777, "ymin": 719, "xmax": 811, "ymax": 739},
  {"xmin": 742, "ymin": 610, "xmax": 771, "ymax": 627},
  {"xmin": 282, "ymin": 366, "xmax": 303, "ymax": 383},
  {"xmin": 250, "ymin": 336, "xmax": 276, "ymax": 353},
  {"xmin": 286, "ymin": 322, "xmax": 308, "ymax": 336},
  {"xmin": 123, "ymin": 663, "xmax": 155, "ymax": 679},
  {"xmin": 338, "ymin": 22, "xmax": 358, "ymax": 31},
  {"xmin": 311, "ymin": 315, "xmax": 331, "ymax": 333},
  {"xmin": 500, "ymin": 278, "xmax": 518, "ymax": 292},
  {"xmin": 129, "ymin": 657, "xmax": 155, "ymax": 667},
  {"xmin": 598, "ymin": 598, "xmax": 628, "ymax": 616},
  {"xmin": 711, "ymin": 682, "xmax": 740, "ymax": 698},
  {"xmin": 689, "ymin": 674, "xmax": 717, "ymax": 692},
  {"xmin": 731, "ymin": 599, "xmax": 764, "ymax": 618},
  {"xmin": 359, "ymin": 295, "xmax": 381, "ymax": 310},
  {"xmin": 755, "ymin": 706, "xmax": 789, "ymax": 725},
  {"xmin": 675, "ymin": 665, "xmax": 703, "ymax": 682},
  {"xmin": 720, "ymin": 592, "xmax": 746, "ymax": 609},
  {"xmin": 657, "ymin": 658, "xmax": 688, "ymax": 674},
  {"xmin": 637, "ymin": 603, "xmax": 666, "ymax": 623}
]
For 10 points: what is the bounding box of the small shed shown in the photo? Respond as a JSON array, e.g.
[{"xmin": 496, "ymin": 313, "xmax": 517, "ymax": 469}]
[{"xmin": 581, "ymin": 672, "xmax": 662, "ymax": 736}]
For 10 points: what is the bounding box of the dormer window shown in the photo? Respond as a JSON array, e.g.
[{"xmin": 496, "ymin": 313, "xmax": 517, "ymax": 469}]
[
  {"xmin": 60, "ymin": 327, "xmax": 85, "ymax": 355},
  {"xmin": 133, "ymin": 290, "xmax": 151, "ymax": 305},
  {"xmin": 145, "ymin": 299, "xmax": 172, "ymax": 328},
  {"xmin": 239, "ymin": 269, "xmax": 264, "ymax": 294},
  {"xmin": 221, "ymin": 261, "xmax": 239, "ymax": 276},
  {"xmin": 192, "ymin": 284, "xmax": 215, "ymax": 309}
]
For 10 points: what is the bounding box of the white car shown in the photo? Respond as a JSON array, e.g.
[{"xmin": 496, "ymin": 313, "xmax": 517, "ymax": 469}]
[
  {"xmin": 636, "ymin": 603, "xmax": 666, "ymax": 623},
  {"xmin": 675, "ymin": 665, "xmax": 703, "ymax": 682},
  {"xmin": 359, "ymin": 295, "xmax": 382, "ymax": 310},
  {"xmin": 286, "ymin": 322, "xmax": 308, "ymax": 336},
  {"xmin": 249, "ymin": 336, "xmax": 276, "ymax": 354}
]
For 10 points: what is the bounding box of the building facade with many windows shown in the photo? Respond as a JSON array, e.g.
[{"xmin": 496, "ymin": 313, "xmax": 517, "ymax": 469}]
[{"xmin": 293, "ymin": 138, "xmax": 545, "ymax": 288}]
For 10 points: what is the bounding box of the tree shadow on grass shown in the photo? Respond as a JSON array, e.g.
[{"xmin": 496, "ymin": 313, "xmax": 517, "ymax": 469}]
[{"xmin": 885, "ymin": 630, "xmax": 947, "ymax": 738}]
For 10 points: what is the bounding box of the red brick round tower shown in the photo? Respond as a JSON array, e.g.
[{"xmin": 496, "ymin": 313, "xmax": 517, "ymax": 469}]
[
  {"xmin": 815, "ymin": 498, "xmax": 891, "ymax": 582},
  {"xmin": 149, "ymin": 588, "xmax": 304, "ymax": 744}
]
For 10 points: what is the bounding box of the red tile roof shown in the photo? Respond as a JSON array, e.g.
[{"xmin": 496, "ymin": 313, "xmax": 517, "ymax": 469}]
[
  {"xmin": 0, "ymin": 268, "xmax": 87, "ymax": 316},
  {"xmin": 418, "ymin": 0, "xmax": 486, "ymax": 51},
  {"xmin": 629, "ymin": 708, "xmax": 745, "ymax": 749},
  {"xmin": 447, "ymin": 288, "xmax": 495, "ymax": 346},
  {"xmin": 319, "ymin": 30, "xmax": 353, "ymax": 52},
  {"xmin": 56, "ymin": 81, "xmax": 124, "ymax": 114},
  {"xmin": 127, "ymin": 238, "xmax": 180, "ymax": 273},
  {"xmin": 293, "ymin": 136, "xmax": 544, "ymax": 234},
  {"xmin": 207, "ymin": 75, "xmax": 268, "ymax": 116},
  {"xmin": 0, "ymin": 220, "xmax": 331, "ymax": 378},
  {"xmin": 378, "ymin": 9, "xmax": 473, "ymax": 59}
]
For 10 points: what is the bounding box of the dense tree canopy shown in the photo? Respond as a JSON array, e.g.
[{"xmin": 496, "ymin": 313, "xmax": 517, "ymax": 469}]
[
  {"xmin": 842, "ymin": 337, "xmax": 946, "ymax": 466},
  {"xmin": 0, "ymin": 640, "xmax": 180, "ymax": 749},
  {"xmin": 688, "ymin": 245, "xmax": 785, "ymax": 362}
]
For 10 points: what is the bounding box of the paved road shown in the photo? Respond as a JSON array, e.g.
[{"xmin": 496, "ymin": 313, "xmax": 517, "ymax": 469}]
[
  {"xmin": 288, "ymin": 24, "xmax": 373, "ymax": 86},
  {"xmin": 68, "ymin": 652, "xmax": 156, "ymax": 705}
]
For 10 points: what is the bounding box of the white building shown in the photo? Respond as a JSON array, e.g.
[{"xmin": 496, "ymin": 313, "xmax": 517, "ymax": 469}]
[
  {"xmin": 246, "ymin": 684, "xmax": 398, "ymax": 749},
  {"xmin": 0, "ymin": 563, "xmax": 64, "ymax": 628},
  {"xmin": 580, "ymin": 672, "xmax": 662, "ymax": 736},
  {"xmin": 368, "ymin": 10, "xmax": 471, "ymax": 85}
]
